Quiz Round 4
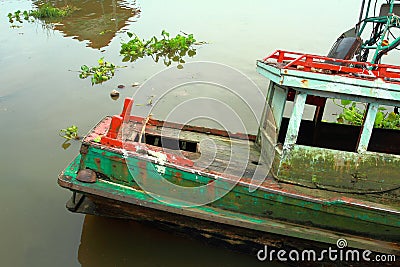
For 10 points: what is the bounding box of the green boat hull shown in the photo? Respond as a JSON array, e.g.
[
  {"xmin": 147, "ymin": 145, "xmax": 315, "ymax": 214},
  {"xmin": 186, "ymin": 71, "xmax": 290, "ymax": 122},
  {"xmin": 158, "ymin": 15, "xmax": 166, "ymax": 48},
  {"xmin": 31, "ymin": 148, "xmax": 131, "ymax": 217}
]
[{"xmin": 59, "ymin": 148, "xmax": 400, "ymax": 256}]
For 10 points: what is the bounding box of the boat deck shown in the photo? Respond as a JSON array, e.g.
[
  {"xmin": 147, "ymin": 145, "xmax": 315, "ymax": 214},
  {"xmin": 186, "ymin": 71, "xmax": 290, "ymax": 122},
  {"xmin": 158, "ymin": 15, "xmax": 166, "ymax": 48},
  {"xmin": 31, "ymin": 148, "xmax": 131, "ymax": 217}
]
[
  {"xmin": 83, "ymin": 116, "xmax": 400, "ymax": 213},
  {"xmin": 85, "ymin": 116, "xmax": 265, "ymax": 180}
]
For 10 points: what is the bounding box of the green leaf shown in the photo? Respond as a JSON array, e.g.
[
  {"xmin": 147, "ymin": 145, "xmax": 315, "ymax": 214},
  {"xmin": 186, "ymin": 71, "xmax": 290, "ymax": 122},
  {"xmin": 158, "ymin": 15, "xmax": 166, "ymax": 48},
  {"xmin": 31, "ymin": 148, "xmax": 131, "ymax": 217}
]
[
  {"xmin": 341, "ymin": 99, "xmax": 352, "ymax": 106},
  {"xmin": 343, "ymin": 114, "xmax": 353, "ymax": 122},
  {"xmin": 188, "ymin": 50, "xmax": 196, "ymax": 57},
  {"xmin": 93, "ymin": 136, "xmax": 102, "ymax": 142},
  {"xmin": 161, "ymin": 30, "xmax": 170, "ymax": 37},
  {"xmin": 179, "ymin": 50, "xmax": 187, "ymax": 57},
  {"xmin": 81, "ymin": 65, "xmax": 89, "ymax": 72},
  {"xmin": 374, "ymin": 112, "xmax": 384, "ymax": 126},
  {"xmin": 387, "ymin": 112, "xmax": 397, "ymax": 122}
]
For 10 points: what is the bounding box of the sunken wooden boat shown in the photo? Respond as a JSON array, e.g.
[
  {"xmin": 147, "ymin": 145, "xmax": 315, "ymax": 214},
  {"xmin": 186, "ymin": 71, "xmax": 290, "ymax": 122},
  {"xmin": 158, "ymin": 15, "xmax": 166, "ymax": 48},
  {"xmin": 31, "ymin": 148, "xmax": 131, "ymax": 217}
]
[
  {"xmin": 59, "ymin": 0, "xmax": 400, "ymax": 258},
  {"xmin": 58, "ymin": 78, "xmax": 400, "ymax": 256}
]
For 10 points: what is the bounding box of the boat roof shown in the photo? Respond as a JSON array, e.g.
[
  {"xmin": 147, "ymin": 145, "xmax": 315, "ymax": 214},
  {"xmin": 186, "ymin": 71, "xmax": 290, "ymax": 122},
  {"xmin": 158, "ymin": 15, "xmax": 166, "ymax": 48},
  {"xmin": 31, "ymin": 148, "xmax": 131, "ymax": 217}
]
[{"xmin": 257, "ymin": 50, "xmax": 400, "ymax": 106}]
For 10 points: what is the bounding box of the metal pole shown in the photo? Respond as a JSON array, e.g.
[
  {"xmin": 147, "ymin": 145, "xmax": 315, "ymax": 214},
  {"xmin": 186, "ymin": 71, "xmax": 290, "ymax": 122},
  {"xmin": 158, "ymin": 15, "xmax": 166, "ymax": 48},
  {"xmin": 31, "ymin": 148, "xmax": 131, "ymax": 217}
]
[{"xmin": 358, "ymin": 0, "xmax": 366, "ymax": 25}]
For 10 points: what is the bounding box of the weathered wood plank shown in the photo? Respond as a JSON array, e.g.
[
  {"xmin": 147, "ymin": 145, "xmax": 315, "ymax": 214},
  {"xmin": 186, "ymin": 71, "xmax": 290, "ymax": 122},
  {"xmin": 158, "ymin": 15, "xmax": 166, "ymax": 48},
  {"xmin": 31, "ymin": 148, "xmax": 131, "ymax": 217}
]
[
  {"xmin": 283, "ymin": 91, "xmax": 307, "ymax": 149},
  {"xmin": 357, "ymin": 103, "xmax": 378, "ymax": 153}
]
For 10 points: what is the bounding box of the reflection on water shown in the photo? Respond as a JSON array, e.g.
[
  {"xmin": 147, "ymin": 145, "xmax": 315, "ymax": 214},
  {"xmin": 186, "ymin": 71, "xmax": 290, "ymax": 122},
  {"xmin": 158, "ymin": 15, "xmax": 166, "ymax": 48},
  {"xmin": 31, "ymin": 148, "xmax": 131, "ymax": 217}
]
[
  {"xmin": 33, "ymin": 0, "xmax": 140, "ymax": 49},
  {"xmin": 78, "ymin": 215, "xmax": 280, "ymax": 267}
]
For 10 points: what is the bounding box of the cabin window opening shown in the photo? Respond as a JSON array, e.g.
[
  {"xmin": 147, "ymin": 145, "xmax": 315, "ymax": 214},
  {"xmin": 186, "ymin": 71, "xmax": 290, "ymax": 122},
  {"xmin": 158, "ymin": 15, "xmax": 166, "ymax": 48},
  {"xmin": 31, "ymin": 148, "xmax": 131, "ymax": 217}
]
[
  {"xmin": 278, "ymin": 97, "xmax": 367, "ymax": 152},
  {"xmin": 278, "ymin": 103, "xmax": 317, "ymax": 145},
  {"xmin": 368, "ymin": 105, "xmax": 400, "ymax": 155},
  {"xmin": 276, "ymin": 92, "xmax": 318, "ymax": 145},
  {"xmin": 283, "ymin": 101, "xmax": 316, "ymax": 121},
  {"xmin": 263, "ymin": 88, "xmax": 400, "ymax": 155},
  {"xmin": 134, "ymin": 133, "xmax": 199, "ymax": 153}
]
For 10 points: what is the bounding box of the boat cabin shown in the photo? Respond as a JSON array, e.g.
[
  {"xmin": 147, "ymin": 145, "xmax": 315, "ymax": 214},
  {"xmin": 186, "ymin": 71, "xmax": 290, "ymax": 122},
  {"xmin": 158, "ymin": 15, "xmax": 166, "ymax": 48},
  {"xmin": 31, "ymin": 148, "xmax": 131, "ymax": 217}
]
[
  {"xmin": 256, "ymin": 50, "xmax": 400, "ymax": 194},
  {"xmin": 254, "ymin": 0, "xmax": 400, "ymax": 194}
]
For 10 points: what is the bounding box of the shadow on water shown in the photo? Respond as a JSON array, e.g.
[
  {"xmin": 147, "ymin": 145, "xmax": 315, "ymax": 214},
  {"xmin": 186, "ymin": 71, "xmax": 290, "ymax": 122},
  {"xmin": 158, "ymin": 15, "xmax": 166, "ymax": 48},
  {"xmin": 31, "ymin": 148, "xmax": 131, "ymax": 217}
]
[
  {"xmin": 33, "ymin": 0, "xmax": 140, "ymax": 49},
  {"xmin": 78, "ymin": 215, "xmax": 285, "ymax": 267}
]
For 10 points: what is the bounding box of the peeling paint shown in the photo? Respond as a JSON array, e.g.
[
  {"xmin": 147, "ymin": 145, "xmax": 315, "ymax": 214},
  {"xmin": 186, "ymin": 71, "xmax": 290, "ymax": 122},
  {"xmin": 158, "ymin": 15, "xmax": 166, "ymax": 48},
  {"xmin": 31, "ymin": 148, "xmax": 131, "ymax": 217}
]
[
  {"xmin": 155, "ymin": 164, "xmax": 166, "ymax": 175},
  {"xmin": 301, "ymin": 79, "xmax": 309, "ymax": 88},
  {"xmin": 147, "ymin": 150, "xmax": 167, "ymax": 165}
]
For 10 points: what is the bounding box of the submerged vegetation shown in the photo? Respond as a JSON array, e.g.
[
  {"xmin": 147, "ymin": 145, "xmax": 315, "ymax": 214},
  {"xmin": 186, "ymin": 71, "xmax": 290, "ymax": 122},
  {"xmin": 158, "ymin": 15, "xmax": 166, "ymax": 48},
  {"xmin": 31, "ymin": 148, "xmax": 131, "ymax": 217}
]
[
  {"xmin": 79, "ymin": 58, "xmax": 124, "ymax": 85},
  {"xmin": 120, "ymin": 30, "xmax": 202, "ymax": 69},
  {"xmin": 336, "ymin": 100, "xmax": 400, "ymax": 129},
  {"xmin": 7, "ymin": 3, "xmax": 76, "ymax": 25}
]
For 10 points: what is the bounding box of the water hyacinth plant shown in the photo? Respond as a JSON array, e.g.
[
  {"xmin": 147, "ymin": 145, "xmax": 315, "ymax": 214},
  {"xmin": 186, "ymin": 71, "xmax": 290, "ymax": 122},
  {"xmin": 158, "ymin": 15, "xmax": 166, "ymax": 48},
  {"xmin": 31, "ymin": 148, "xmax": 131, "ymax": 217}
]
[
  {"xmin": 7, "ymin": 3, "xmax": 76, "ymax": 25},
  {"xmin": 79, "ymin": 58, "xmax": 124, "ymax": 85},
  {"xmin": 120, "ymin": 30, "xmax": 201, "ymax": 68},
  {"xmin": 59, "ymin": 125, "xmax": 79, "ymax": 140},
  {"xmin": 29, "ymin": 3, "xmax": 75, "ymax": 19}
]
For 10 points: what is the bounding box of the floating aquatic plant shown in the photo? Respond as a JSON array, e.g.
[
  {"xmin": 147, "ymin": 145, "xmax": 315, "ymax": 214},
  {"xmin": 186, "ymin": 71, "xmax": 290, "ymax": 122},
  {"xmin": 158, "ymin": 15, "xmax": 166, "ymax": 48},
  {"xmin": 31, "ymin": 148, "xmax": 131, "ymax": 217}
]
[
  {"xmin": 29, "ymin": 3, "xmax": 75, "ymax": 19},
  {"xmin": 79, "ymin": 58, "xmax": 124, "ymax": 85},
  {"xmin": 7, "ymin": 3, "xmax": 76, "ymax": 25},
  {"xmin": 76, "ymin": 31, "xmax": 204, "ymax": 85},
  {"xmin": 60, "ymin": 125, "xmax": 79, "ymax": 140},
  {"xmin": 120, "ymin": 30, "xmax": 203, "ymax": 68},
  {"xmin": 7, "ymin": 10, "xmax": 26, "ymax": 24}
]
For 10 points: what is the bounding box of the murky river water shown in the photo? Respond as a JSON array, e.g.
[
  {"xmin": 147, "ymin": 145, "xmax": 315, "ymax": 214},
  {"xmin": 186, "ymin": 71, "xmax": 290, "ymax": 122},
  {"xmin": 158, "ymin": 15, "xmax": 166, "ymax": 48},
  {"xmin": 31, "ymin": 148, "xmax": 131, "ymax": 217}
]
[{"xmin": 0, "ymin": 0, "xmax": 361, "ymax": 266}]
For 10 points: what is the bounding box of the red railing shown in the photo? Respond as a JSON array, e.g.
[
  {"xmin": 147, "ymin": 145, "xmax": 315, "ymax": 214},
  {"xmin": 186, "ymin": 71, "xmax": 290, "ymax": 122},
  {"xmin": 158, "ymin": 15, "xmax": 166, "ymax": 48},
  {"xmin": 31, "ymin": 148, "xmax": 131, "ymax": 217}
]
[{"xmin": 262, "ymin": 50, "xmax": 400, "ymax": 81}]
